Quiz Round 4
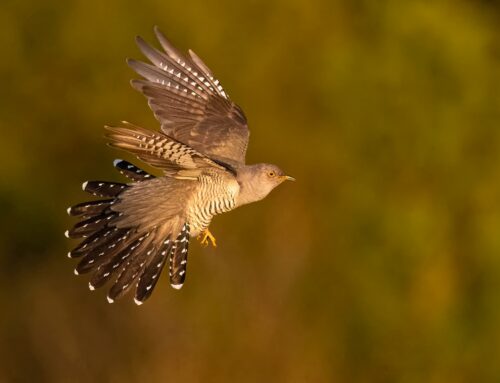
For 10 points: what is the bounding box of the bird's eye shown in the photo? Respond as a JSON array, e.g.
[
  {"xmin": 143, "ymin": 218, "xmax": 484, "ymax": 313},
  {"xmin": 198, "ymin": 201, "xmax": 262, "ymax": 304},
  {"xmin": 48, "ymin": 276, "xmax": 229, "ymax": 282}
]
[{"xmin": 268, "ymin": 171, "xmax": 276, "ymax": 177}]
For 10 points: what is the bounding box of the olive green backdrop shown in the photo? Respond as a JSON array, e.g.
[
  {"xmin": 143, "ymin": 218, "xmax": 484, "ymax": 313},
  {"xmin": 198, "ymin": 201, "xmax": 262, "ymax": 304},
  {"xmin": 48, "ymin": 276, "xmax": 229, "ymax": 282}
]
[{"xmin": 1, "ymin": 0, "xmax": 500, "ymax": 382}]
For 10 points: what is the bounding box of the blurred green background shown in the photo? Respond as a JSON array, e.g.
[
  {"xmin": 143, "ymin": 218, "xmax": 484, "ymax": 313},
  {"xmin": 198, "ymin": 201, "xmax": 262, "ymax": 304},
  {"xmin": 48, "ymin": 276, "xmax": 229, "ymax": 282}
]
[{"xmin": 1, "ymin": 0, "xmax": 500, "ymax": 381}]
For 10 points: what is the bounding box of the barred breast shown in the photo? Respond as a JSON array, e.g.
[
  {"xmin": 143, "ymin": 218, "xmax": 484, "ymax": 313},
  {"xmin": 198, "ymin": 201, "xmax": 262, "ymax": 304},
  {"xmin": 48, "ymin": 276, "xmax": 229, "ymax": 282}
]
[{"xmin": 186, "ymin": 170, "xmax": 240, "ymax": 236}]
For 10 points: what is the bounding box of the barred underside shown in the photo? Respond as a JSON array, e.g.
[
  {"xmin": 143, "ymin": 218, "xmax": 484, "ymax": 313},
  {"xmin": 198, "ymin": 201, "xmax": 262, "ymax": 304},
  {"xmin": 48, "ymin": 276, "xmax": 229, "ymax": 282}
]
[{"xmin": 186, "ymin": 172, "xmax": 238, "ymax": 235}]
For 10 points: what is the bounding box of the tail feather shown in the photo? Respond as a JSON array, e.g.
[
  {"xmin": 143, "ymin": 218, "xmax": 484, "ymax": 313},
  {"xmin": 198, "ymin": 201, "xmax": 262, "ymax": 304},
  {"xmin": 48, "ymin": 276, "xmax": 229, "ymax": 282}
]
[
  {"xmin": 89, "ymin": 231, "xmax": 151, "ymax": 291},
  {"xmin": 169, "ymin": 223, "xmax": 190, "ymax": 289},
  {"xmin": 67, "ymin": 199, "xmax": 114, "ymax": 217},
  {"xmin": 107, "ymin": 232, "xmax": 157, "ymax": 302},
  {"xmin": 135, "ymin": 236, "xmax": 172, "ymax": 304},
  {"xmin": 69, "ymin": 227, "xmax": 119, "ymax": 258},
  {"xmin": 66, "ymin": 211, "xmax": 118, "ymax": 239},
  {"xmin": 67, "ymin": 158, "xmax": 193, "ymax": 303},
  {"xmin": 82, "ymin": 180, "xmax": 128, "ymax": 197},
  {"xmin": 75, "ymin": 228, "xmax": 131, "ymax": 274},
  {"xmin": 113, "ymin": 159, "xmax": 155, "ymax": 182}
]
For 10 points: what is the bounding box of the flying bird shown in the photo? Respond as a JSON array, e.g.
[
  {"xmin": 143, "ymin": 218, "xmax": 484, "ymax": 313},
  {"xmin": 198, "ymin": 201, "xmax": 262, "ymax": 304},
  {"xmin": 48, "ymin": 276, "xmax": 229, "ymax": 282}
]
[{"xmin": 66, "ymin": 27, "xmax": 294, "ymax": 305}]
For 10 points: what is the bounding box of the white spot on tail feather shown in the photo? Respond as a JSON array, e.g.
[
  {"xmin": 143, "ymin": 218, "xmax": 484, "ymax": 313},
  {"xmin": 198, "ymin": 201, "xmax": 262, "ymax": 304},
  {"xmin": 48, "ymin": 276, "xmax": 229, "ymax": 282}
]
[
  {"xmin": 171, "ymin": 283, "xmax": 183, "ymax": 290},
  {"xmin": 134, "ymin": 298, "xmax": 143, "ymax": 305},
  {"xmin": 82, "ymin": 181, "xmax": 88, "ymax": 190}
]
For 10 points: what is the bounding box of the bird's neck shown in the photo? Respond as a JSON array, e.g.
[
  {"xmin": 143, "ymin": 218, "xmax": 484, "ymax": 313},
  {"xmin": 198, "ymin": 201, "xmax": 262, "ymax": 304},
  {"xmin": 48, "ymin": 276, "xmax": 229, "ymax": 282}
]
[{"xmin": 235, "ymin": 165, "xmax": 267, "ymax": 207}]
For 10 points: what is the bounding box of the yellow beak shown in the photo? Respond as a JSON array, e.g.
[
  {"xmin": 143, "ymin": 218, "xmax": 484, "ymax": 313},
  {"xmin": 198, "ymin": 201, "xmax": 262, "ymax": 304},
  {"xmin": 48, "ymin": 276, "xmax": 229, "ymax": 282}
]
[{"xmin": 283, "ymin": 175, "xmax": 296, "ymax": 182}]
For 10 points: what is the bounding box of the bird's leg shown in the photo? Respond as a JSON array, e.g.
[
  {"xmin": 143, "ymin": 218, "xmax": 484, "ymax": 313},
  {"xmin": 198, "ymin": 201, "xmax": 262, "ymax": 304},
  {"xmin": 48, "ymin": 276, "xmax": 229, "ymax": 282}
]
[{"xmin": 198, "ymin": 228, "xmax": 217, "ymax": 247}]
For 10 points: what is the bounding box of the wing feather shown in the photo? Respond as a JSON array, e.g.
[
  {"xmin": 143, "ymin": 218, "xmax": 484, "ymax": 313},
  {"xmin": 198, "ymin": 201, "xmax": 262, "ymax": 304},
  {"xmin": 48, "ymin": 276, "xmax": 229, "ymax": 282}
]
[
  {"xmin": 105, "ymin": 122, "xmax": 225, "ymax": 178},
  {"xmin": 129, "ymin": 27, "xmax": 250, "ymax": 165}
]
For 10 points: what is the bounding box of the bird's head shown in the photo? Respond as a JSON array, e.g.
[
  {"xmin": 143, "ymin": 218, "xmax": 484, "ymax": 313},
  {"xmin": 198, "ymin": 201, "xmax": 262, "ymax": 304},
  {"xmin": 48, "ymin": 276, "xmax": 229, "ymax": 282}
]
[
  {"xmin": 256, "ymin": 163, "xmax": 295, "ymax": 189},
  {"xmin": 236, "ymin": 163, "xmax": 294, "ymax": 206}
]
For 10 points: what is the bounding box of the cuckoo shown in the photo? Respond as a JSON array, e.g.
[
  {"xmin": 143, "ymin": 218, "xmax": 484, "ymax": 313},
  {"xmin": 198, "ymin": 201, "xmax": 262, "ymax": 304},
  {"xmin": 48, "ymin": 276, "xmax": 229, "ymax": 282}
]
[{"xmin": 66, "ymin": 27, "xmax": 294, "ymax": 305}]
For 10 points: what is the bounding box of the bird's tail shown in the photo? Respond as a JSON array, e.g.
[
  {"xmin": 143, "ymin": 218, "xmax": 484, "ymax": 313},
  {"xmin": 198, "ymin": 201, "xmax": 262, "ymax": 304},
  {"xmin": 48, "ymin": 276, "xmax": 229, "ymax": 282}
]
[{"xmin": 66, "ymin": 159, "xmax": 191, "ymax": 304}]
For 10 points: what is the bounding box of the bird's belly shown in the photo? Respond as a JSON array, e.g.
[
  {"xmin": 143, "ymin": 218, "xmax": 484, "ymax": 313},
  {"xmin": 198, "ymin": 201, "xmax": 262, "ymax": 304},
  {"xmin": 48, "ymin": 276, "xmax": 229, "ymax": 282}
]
[{"xmin": 186, "ymin": 178, "xmax": 239, "ymax": 236}]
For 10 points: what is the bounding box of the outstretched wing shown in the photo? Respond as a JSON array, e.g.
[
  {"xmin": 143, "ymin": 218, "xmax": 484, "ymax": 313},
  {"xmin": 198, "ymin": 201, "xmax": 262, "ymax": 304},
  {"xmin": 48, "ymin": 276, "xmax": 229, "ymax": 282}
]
[
  {"xmin": 128, "ymin": 26, "xmax": 249, "ymax": 165},
  {"xmin": 105, "ymin": 121, "xmax": 227, "ymax": 179}
]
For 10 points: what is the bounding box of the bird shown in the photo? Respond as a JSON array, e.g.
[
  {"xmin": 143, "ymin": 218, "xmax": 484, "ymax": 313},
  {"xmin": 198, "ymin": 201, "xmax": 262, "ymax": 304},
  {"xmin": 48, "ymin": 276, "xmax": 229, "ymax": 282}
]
[{"xmin": 66, "ymin": 27, "xmax": 294, "ymax": 305}]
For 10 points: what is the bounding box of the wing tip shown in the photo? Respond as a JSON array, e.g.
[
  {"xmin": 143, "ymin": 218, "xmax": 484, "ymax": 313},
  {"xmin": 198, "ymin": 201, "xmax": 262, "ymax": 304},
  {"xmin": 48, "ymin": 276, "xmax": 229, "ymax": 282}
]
[{"xmin": 107, "ymin": 296, "xmax": 114, "ymax": 304}]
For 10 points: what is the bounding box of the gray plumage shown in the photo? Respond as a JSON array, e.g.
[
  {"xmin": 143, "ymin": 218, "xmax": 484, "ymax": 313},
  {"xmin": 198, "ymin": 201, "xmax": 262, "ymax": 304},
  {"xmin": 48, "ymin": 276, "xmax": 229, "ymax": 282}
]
[{"xmin": 67, "ymin": 27, "xmax": 294, "ymax": 305}]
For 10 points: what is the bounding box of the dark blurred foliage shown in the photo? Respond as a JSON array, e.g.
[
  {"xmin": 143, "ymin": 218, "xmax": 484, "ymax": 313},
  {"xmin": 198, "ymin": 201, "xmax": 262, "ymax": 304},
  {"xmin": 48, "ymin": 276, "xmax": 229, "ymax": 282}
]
[{"xmin": 1, "ymin": 0, "xmax": 500, "ymax": 381}]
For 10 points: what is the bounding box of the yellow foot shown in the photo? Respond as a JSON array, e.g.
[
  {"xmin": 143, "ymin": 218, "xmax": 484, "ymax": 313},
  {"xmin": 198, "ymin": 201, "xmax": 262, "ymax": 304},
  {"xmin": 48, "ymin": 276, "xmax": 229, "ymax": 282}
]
[{"xmin": 198, "ymin": 228, "xmax": 217, "ymax": 248}]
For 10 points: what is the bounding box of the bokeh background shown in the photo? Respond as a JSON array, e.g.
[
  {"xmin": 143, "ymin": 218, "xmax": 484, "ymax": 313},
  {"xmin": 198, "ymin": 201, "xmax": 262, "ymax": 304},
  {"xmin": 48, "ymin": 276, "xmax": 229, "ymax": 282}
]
[{"xmin": 1, "ymin": 0, "xmax": 500, "ymax": 381}]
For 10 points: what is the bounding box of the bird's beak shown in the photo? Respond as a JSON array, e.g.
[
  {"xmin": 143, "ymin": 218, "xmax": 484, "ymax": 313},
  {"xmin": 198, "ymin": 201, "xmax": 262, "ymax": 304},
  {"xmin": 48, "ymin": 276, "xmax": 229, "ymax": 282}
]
[{"xmin": 282, "ymin": 175, "xmax": 296, "ymax": 182}]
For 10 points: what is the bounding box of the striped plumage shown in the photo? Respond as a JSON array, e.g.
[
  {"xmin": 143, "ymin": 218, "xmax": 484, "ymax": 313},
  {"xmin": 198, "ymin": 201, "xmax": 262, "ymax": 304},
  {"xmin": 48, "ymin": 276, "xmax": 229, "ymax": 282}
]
[
  {"xmin": 186, "ymin": 171, "xmax": 239, "ymax": 233},
  {"xmin": 66, "ymin": 27, "xmax": 294, "ymax": 305}
]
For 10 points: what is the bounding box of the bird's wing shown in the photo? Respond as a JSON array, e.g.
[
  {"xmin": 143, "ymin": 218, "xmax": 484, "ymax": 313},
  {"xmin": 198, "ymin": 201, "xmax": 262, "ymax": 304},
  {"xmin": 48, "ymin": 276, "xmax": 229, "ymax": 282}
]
[
  {"xmin": 105, "ymin": 121, "xmax": 230, "ymax": 179},
  {"xmin": 128, "ymin": 27, "xmax": 249, "ymax": 165}
]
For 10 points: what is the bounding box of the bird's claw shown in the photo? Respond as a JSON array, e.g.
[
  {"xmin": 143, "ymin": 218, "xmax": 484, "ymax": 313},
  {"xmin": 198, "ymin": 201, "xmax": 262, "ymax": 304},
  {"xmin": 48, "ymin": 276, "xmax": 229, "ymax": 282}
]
[{"xmin": 198, "ymin": 229, "xmax": 217, "ymax": 247}]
